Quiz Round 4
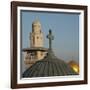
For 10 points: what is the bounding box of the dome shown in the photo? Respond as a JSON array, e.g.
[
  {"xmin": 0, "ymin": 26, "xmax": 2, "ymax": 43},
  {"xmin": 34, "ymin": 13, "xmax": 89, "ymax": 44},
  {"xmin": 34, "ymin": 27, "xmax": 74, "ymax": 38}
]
[
  {"xmin": 68, "ymin": 60, "xmax": 79, "ymax": 74},
  {"xmin": 22, "ymin": 30, "xmax": 77, "ymax": 77},
  {"xmin": 22, "ymin": 50, "xmax": 77, "ymax": 77}
]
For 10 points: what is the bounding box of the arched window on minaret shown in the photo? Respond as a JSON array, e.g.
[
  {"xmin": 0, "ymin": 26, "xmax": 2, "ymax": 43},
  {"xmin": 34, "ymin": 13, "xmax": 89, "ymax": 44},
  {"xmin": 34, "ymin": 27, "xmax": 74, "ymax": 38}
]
[{"xmin": 33, "ymin": 36, "xmax": 35, "ymax": 47}]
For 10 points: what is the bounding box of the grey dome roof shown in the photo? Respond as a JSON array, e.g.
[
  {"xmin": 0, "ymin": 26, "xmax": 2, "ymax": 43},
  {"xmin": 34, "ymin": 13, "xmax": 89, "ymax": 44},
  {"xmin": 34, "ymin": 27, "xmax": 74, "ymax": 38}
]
[{"xmin": 22, "ymin": 50, "xmax": 77, "ymax": 77}]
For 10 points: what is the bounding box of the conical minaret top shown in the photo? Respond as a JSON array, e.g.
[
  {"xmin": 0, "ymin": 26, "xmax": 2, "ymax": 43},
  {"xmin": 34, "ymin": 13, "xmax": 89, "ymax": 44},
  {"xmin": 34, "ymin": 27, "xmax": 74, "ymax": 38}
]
[{"xmin": 32, "ymin": 18, "xmax": 41, "ymax": 33}]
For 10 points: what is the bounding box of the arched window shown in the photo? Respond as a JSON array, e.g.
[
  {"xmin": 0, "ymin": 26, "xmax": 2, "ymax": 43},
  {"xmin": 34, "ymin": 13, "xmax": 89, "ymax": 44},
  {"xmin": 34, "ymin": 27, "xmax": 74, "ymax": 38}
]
[
  {"xmin": 33, "ymin": 37, "xmax": 35, "ymax": 45},
  {"xmin": 37, "ymin": 36, "xmax": 39, "ymax": 39},
  {"xmin": 40, "ymin": 30, "xmax": 41, "ymax": 33}
]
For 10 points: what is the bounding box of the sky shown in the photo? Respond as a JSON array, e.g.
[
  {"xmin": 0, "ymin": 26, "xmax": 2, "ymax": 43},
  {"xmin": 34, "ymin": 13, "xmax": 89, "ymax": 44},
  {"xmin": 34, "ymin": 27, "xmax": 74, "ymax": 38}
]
[{"xmin": 21, "ymin": 10, "xmax": 79, "ymax": 65}]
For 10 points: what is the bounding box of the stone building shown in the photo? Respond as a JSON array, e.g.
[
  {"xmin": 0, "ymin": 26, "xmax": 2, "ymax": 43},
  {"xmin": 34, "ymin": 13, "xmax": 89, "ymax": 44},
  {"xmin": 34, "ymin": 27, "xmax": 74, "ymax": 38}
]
[{"xmin": 23, "ymin": 19, "xmax": 47, "ymax": 67}]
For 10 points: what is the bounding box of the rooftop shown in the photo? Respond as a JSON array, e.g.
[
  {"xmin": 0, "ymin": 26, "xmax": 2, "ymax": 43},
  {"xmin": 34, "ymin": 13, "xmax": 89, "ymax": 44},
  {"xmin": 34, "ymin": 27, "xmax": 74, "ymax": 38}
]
[{"xmin": 22, "ymin": 30, "xmax": 77, "ymax": 77}]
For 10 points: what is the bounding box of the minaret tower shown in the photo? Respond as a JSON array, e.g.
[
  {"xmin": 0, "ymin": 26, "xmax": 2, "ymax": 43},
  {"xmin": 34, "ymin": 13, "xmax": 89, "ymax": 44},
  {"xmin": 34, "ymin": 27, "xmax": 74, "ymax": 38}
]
[
  {"xmin": 23, "ymin": 19, "xmax": 47, "ymax": 67},
  {"xmin": 30, "ymin": 19, "xmax": 43, "ymax": 47}
]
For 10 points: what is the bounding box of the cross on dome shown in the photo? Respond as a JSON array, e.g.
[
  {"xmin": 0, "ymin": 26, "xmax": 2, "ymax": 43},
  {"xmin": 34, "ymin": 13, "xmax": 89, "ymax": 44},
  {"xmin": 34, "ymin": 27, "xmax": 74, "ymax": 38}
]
[{"xmin": 47, "ymin": 29, "xmax": 54, "ymax": 50}]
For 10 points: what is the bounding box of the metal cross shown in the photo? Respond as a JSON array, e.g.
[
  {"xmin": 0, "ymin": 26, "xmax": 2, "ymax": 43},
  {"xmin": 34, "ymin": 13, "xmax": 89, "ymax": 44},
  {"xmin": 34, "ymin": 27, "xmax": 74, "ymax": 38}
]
[{"xmin": 47, "ymin": 29, "xmax": 54, "ymax": 50}]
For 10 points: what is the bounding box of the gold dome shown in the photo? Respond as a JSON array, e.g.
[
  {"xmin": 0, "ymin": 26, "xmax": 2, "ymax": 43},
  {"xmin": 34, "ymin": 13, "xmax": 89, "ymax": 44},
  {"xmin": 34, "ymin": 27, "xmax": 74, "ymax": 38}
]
[{"xmin": 68, "ymin": 61, "xmax": 79, "ymax": 74}]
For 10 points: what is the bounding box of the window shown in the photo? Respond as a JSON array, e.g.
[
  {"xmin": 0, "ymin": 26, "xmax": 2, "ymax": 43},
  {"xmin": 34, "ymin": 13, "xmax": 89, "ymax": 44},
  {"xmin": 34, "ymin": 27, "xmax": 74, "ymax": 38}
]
[
  {"xmin": 37, "ymin": 36, "xmax": 39, "ymax": 39},
  {"xmin": 41, "ymin": 52, "xmax": 43, "ymax": 56}
]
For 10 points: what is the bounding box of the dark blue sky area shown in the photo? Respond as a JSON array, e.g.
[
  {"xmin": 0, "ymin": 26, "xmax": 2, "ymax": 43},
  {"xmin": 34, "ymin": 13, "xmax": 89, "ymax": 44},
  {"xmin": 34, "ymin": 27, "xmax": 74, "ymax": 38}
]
[{"xmin": 21, "ymin": 10, "xmax": 79, "ymax": 63}]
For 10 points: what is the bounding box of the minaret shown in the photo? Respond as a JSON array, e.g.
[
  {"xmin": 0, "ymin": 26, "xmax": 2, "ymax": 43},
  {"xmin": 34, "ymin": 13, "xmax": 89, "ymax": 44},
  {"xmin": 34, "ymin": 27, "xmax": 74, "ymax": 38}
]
[
  {"xmin": 30, "ymin": 19, "xmax": 43, "ymax": 47},
  {"xmin": 22, "ymin": 19, "xmax": 47, "ymax": 68}
]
